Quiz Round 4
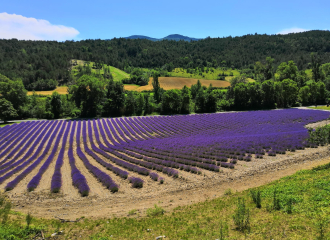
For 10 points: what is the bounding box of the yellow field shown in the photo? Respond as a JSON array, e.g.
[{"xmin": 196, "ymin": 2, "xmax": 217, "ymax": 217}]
[
  {"xmin": 27, "ymin": 86, "xmax": 68, "ymax": 96},
  {"xmin": 124, "ymin": 77, "xmax": 230, "ymax": 91},
  {"xmin": 28, "ymin": 78, "xmax": 229, "ymax": 95}
]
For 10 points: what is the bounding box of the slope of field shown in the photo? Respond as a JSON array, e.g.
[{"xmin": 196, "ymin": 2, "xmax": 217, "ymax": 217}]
[
  {"xmin": 71, "ymin": 60, "xmax": 130, "ymax": 81},
  {"xmin": 125, "ymin": 77, "xmax": 230, "ymax": 91}
]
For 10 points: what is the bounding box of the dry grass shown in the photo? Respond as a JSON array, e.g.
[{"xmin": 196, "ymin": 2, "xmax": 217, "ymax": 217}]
[
  {"xmin": 27, "ymin": 86, "xmax": 68, "ymax": 96},
  {"xmin": 132, "ymin": 77, "xmax": 230, "ymax": 92}
]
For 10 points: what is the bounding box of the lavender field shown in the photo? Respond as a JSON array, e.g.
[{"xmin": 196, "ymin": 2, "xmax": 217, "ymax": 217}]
[{"xmin": 0, "ymin": 109, "xmax": 329, "ymax": 197}]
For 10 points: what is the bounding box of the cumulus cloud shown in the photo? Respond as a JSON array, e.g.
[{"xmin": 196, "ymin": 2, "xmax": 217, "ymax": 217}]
[
  {"xmin": 0, "ymin": 12, "xmax": 79, "ymax": 41},
  {"xmin": 277, "ymin": 27, "xmax": 309, "ymax": 35}
]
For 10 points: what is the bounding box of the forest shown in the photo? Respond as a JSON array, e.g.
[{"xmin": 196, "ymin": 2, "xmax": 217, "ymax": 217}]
[
  {"xmin": 1, "ymin": 30, "xmax": 330, "ymax": 89},
  {"xmin": 1, "ymin": 31, "xmax": 330, "ymax": 121},
  {"xmin": 1, "ymin": 52, "xmax": 330, "ymax": 122}
]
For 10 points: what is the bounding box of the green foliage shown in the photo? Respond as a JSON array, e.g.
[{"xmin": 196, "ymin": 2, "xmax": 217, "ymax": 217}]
[
  {"xmin": 103, "ymin": 79, "xmax": 125, "ymax": 117},
  {"xmin": 308, "ymin": 125, "xmax": 330, "ymax": 146},
  {"xmin": 161, "ymin": 89, "xmax": 182, "ymax": 114},
  {"xmin": 26, "ymin": 213, "xmax": 33, "ymax": 227},
  {"xmin": 0, "ymin": 98, "xmax": 18, "ymax": 122},
  {"xmin": 69, "ymin": 75, "xmax": 106, "ymax": 117},
  {"xmin": 25, "ymin": 79, "xmax": 58, "ymax": 91},
  {"xmin": 152, "ymin": 72, "xmax": 162, "ymax": 103},
  {"xmin": 146, "ymin": 205, "xmax": 165, "ymax": 217},
  {"xmin": 0, "ymin": 74, "xmax": 28, "ymax": 113},
  {"xmin": 219, "ymin": 220, "xmax": 229, "ymax": 240},
  {"xmin": 232, "ymin": 198, "xmax": 250, "ymax": 232},
  {"xmin": 273, "ymin": 187, "xmax": 281, "ymax": 211},
  {"xmin": 250, "ymin": 190, "xmax": 262, "ymax": 208},
  {"xmin": 50, "ymin": 91, "xmax": 62, "ymax": 119}
]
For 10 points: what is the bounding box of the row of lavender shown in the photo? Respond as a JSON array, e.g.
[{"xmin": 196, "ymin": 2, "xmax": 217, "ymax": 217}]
[{"xmin": 0, "ymin": 109, "xmax": 329, "ymax": 196}]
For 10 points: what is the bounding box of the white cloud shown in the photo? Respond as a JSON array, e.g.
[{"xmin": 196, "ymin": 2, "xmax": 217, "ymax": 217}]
[
  {"xmin": 0, "ymin": 12, "xmax": 79, "ymax": 41},
  {"xmin": 277, "ymin": 27, "xmax": 309, "ymax": 35}
]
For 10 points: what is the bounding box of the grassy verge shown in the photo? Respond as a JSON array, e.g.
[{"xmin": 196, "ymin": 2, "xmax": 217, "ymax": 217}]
[
  {"xmin": 2, "ymin": 161, "xmax": 330, "ymax": 239},
  {"xmin": 0, "ymin": 122, "xmax": 18, "ymax": 127},
  {"xmin": 308, "ymin": 106, "xmax": 330, "ymax": 111}
]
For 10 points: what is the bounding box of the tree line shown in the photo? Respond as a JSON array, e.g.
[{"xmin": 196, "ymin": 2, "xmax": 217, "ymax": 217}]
[
  {"xmin": 1, "ymin": 30, "xmax": 330, "ymax": 90},
  {"xmin": 1, "ymin": 55, "xmax": 330, "ymax": 122}
]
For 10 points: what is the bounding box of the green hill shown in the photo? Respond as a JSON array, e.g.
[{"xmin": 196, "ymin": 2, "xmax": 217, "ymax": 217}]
[{"xmin": 71, "ymin": 59, "xmax": 129, "ymax": 81}]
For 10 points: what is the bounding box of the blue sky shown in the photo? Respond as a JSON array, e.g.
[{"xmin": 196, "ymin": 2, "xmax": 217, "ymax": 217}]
[{"xmin": 1, "ymin": 0, "xmax": 329, "ymax": 41}]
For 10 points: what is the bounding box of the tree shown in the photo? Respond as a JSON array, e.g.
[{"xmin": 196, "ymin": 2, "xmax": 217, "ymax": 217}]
[
  {"xmin": 152, "ymin": 72, "xmax": 161, "ymax": 103},
  {"xmin": 234, "ymin": 83, "xmax": 249, "ymax": 110},
  {"xmin": 230, "ymin": 75, "xmax": 248, "ymax": 88},
  {"xmin": 50, "ymin": 91, "xmax": 62, "ymax": 119},
  {"xmin": 276, "ymin": 61, "xmax": 298, "ymax": 82},
  {"xmin": 254, "ymin": 57, "xmax": 274, "ymax": 82},
  {"xmin": 103, "ymin": 79, "xmax": 125, "ymax": 117},
  {"xmin": 195, "ymin": 89, "xmax": 206, "ymax": 113},
  {"xmin": 0, "ymin": 99, "xmax": 18, "ymax": 122},
  {"xmin": 125, "ymin": 91, "xmax": 137, "ymax": 116},
  {"xmin": 69, "ymin": 75, "xmax": 106, "ymax": 117},
  {"xmin": 298, "ymin": 86, "xmax": 311, "ymax": 105},
  {"xmin": 281, "ymin": 79, "xmax": 298, "ymax": 107},
  {"xmin": 0, "ymin": 74, "xmax": 27, "ymax": 116},
  {"xmin": 161, "ymin": 90, "xmax": 182, "ymax": 114},
  {"xmin": 311, "ymin": 53, "xmax": 322, "ymax": 82},
  {"xmin": 191, "ymin": 80, "xmax": 202, "ymax": 99},
  {"xmin": 181, "ymin": 86, "xmax": 191, "ymax": 114},
  {"xmin": 261, "ymin": 80, "xmax": 276, "ymax": 108},
  {"xmin": 247, "ymin": 82, "xmax": 262, "ymax": 109}
]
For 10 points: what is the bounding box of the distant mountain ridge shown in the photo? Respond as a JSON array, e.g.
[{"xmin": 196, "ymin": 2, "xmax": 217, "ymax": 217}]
[{"xmin": 125, "ymin": 34, "xmax": 202, "ymax": 42}]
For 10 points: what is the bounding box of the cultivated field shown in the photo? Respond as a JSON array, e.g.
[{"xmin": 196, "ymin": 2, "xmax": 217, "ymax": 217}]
[
  {"xmin": 0, "ymin": 109, "xmax": 329, "ymax": 219},
  {"xmin": 127, "ymin": 77, "xmax": 230, "ymax": 91}
]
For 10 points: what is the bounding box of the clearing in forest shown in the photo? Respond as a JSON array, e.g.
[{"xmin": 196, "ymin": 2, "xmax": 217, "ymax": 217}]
[{"xmin": 125, "ymin": 77, "xmax": 230, "ymax": 91}]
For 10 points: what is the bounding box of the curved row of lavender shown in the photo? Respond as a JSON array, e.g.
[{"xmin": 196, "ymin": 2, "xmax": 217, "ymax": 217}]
[{"xmin": 0, "ymin": 109, "xmax": 329, "ymax": 196}]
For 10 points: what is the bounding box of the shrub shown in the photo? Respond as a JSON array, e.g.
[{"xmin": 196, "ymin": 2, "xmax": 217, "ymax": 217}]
[
  {"xmin": 232, "ymin": 198, "xmax": 250, "ymax": 232},
  {"xmin": 0, "ymin": 192, "xmax": 11, "ymax": 224},
  {"xmin": 146, "ymin": 205, "xmax": 165, "ymax": 217},
  {"xmin": 250, "ymin": 190, "xmax": 262, "ymax": 208}
]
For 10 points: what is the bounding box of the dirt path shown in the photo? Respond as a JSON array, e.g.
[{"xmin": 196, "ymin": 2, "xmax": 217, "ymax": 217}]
[{"xmin": 8, "ymin": 145, "xmax": 330, "ymax": 220}]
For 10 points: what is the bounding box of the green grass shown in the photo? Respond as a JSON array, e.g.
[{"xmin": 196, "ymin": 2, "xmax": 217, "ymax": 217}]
[
  {"xmin": 308, "ymin": 106, "xmax": 330, "ymax": 110},
  {"xmin": 169, "ymin": 67, "xmax": 240, "ymax": 80},
  {"xmin": 71, "ymin": 59, "xmax": 130, "ymax": 81},
  {"xmin": 3, "ymin": 161, "xmax": 330, "ymax": 239},
  {"xmin": 0, "ymin": 122, "xmax": 19, "ymax": 127}
]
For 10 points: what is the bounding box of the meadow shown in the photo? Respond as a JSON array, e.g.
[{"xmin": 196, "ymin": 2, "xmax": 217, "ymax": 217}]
[{"xmin": 169, "ymin": 67, "xmax": 255, "ymax": 82}]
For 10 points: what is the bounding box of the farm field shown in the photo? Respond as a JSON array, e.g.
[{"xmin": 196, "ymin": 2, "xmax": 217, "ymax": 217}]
[
  {"xmin": 127, "ymin": 77, "xmax": 230, "ymax": 91},
  {"xmin": 0, "ymin": 109, "xmax": 330, "ymax": 219}
]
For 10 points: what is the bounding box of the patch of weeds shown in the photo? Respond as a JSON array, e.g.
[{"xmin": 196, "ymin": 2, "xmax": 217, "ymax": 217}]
[
  {"xmin": 219, "ymin": 220, "xmax": 229, "ymax": 240},
  {"xmin": 128, "ymin": 209, "xmax": 138, "ymax": 216},
  {"xmin": 250, "ymin": 189, "xmax": 262, "ymax": 208},
  {"xmin": 146, "ymin": 205, "xmax": 165, "ymax": 217},
  {"xmin": 224, "ymin": 189, "xmax": 232, "ymax": 196},
  {"xmin": 232, "ymin": 198, "xmax": 250, "ymax": 232}
]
